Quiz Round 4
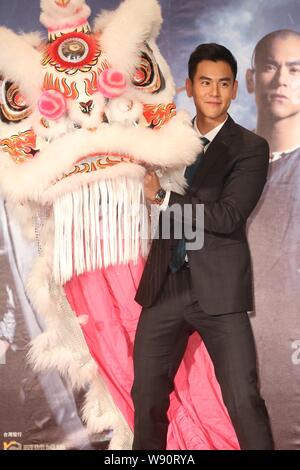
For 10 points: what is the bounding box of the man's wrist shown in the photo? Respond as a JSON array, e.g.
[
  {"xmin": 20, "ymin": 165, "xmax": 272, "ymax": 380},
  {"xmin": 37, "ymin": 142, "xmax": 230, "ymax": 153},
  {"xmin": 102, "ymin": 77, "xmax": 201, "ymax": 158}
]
[{"xmin": 154, "ymin": 187, "xmax": 166, "ymax": 205}]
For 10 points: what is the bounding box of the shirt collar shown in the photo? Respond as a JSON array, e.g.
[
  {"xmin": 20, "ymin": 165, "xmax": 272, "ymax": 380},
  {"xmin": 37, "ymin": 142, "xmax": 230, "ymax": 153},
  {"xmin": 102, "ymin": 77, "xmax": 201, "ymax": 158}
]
[
  {"xmin": 253, "ymin": 129, "xmax": 300, "ymax": 162},
  {"xmin": 194, "ymin": 115, "xmax": 228, "ymax": 143}
]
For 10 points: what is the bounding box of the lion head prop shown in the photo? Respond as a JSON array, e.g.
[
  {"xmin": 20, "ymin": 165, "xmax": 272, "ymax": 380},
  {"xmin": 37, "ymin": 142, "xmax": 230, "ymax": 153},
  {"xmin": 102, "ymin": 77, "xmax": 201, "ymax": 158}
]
[{"xmin": 0, "ymin": 0, "xmax": 200, "ymax": 284}]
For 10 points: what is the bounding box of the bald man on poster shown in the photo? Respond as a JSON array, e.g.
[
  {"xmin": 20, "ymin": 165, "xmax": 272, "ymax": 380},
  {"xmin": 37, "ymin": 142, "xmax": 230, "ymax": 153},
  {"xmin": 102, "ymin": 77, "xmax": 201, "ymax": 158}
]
[{"xmin": 246, "ymin": 29, "xmax": 300, "ymax": 450}]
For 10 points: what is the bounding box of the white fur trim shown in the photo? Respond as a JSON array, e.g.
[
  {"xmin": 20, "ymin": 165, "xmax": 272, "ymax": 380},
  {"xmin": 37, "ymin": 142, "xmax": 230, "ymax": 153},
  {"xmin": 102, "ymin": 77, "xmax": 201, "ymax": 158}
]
[
  {"xmin": 21, "ymin": 31, "xmax": 45, "ymax": 49},
  {"xmin": 160, "ymin": 167, "xmax": 187, "ymax": 195},
  {"xmin": 0, "ymin": 111, "xmax": 201, "ymax": 203},
  {"xmin": 5, "ymin": 200, "xmax": 37, "ymax": 240},
  {"xmin": 105, "ymin": 94, "xmax": 144, "ymax": 125},
  {"xmin": 32, "ymin": 113, "xmax": 70, "ymax": 139},
  {"xmin": 82, "ymin": 378, "xmax": 133, "ymax": 449},
  {"xmin": 0, "ymin": 28, "xmax": 43, "ymax": 105},
  {"xmin": 25, "ymin": 214, "xmax": 132, "ymax": 447},
  {"xmin": 42, "ymin": 163, "xmax": 145, "ymax": 204},
  {"xmin": 95, "ymin": 0, "xmax": 162, "ymax": 75},
  {"xmin": 28, "ymin": 335, "xmax": 97, "ymax": 389},
  {"xmin": 40, "ymin": 0, "xmax": 91, "ymax": 30}
]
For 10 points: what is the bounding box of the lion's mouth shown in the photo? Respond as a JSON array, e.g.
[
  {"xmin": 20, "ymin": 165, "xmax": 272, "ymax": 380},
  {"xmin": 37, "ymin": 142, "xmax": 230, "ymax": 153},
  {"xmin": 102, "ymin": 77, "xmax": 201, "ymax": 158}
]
[{"xmin": 61, "ymin": 152, "xmax": 134, "ymax": 179}]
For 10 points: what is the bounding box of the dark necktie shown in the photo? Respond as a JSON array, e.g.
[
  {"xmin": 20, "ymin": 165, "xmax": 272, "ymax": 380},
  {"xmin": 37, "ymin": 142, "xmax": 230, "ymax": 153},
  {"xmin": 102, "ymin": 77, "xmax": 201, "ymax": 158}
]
[{"xmin": 169, "ymin": 136, "xmax": 210, "ymax": 273}]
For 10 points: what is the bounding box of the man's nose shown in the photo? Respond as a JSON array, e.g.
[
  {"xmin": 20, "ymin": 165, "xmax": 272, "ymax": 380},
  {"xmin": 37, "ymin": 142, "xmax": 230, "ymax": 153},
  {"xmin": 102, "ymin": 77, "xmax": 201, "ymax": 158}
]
[
  {"xmin": 210, "ymin": 83, "xmax": 220, "ymax": 96},
  {"xmin": 275, "ymin": 66, "xmax": 289, "ymax": 87}
]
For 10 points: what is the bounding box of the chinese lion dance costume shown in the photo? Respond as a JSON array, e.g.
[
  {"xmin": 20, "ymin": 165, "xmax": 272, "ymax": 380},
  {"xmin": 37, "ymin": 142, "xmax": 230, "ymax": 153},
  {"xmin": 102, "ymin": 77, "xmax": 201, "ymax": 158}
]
[{"xmin": 0, "ymin": 0, "xmax": 239, "ymax": 449}]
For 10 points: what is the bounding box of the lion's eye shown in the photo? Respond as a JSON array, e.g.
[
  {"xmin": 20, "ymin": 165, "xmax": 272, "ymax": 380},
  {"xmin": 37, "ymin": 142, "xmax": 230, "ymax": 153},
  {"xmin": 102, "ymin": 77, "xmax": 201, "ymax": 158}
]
[
  {"xmin": 132, "ymin": 45, "xmax": 165, "ymax": 94},
  {"xmin": 58, "ymin": 37, "xmax": 89, "ymax": 64},
  {"xmin": 42, "ymin": 32, "xmax": 104, "ymax": 76},
  {"xmin": 0, "ymin": 78, "xmax": 31, "ymax": 124}
]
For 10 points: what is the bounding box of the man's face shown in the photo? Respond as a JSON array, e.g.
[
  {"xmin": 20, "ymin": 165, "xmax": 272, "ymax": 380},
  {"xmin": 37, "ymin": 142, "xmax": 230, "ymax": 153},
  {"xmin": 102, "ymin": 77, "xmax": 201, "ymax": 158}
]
[
  {"xmin": 186, "ymin": 60, "xmax": 238, "ymax": 123},
  {"xmin": 252, "ymin": 36, "xmax": 300, "ymax": 120}
]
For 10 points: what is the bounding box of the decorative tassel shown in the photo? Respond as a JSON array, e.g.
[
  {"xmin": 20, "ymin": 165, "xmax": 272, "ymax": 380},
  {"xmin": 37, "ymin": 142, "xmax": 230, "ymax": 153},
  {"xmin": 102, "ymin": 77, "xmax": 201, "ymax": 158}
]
[{"xmin": 53, "ymin": 178, "xmax": 148, "ymax": 284}]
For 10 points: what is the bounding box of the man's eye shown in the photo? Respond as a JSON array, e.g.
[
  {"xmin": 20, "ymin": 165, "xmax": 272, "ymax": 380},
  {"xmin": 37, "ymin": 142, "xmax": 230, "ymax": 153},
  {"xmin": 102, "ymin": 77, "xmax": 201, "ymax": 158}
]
[
  {"xmin": 220, "ymin": 82, "xmax": 229, "ymax": 87},
  {"xmin": 263, "ymin": 64, "xmax": 277, "ymax": 72},
  {"xmin": 289, "ymin": 67, "xmax": 300, "ymax": 74},
  {"xmin": 200, "ymin": 81, "xmax": 210, "ymax": 86}
]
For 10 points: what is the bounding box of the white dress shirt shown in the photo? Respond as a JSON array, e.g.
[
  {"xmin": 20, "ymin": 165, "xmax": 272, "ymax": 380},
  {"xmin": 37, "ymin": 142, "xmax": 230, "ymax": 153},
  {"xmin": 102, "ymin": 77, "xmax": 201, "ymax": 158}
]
[{"xmin": 159, "ymin": 116, "xmax": 228, "ymax": 210}]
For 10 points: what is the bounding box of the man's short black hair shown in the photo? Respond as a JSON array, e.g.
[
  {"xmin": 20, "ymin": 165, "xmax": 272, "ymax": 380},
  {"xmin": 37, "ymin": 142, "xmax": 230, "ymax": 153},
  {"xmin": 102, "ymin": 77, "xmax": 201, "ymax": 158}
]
[{"xmin": 188, "ymin": 43, "xmax": 237, "ymax": 82}]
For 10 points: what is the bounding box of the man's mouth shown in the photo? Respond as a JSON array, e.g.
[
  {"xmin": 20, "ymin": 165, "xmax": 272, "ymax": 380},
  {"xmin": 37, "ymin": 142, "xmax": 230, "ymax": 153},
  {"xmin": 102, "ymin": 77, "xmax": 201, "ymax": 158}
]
[
  {"xmin": 270, "ymin": 93, "xmax": 288, "ymax": 101},
  {"xmin": 205, "ymin": 101, "xmax": 222, "ymax": 105}
]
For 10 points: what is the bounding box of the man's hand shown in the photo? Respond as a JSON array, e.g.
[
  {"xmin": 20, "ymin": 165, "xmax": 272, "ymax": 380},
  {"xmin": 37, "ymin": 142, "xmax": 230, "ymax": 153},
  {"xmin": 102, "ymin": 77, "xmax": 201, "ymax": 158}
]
[{"xmin": 144, "ymin": 170, "xmax": 161, "ymax": 203}]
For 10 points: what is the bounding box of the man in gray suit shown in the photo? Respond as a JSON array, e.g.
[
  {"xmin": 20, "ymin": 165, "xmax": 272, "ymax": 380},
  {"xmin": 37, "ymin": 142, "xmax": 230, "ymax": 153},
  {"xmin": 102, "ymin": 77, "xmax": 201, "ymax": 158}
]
[{"xmin": 131, "ymin": 43, "xmax": 274, "ymax": 450}]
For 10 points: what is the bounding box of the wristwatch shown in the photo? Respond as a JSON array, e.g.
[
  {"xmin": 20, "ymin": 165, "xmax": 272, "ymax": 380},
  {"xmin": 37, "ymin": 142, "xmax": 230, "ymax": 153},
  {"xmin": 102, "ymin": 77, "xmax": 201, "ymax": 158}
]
[{"xmin": 154, "ymin": 187, "xmax": 166, "ymax": 204}]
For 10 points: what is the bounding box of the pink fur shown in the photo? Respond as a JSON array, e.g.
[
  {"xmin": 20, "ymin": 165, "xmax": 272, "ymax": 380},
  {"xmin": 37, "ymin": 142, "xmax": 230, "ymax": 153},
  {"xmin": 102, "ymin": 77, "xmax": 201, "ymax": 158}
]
[
  {"xmin": 47, "ymin": 16, "xmax": 87, "ymax": 32},
  {"xmin": 38, "ymin": 90, "xmax": 67, "ymax": 120},
  {"xmin": 98, "ymin": 69, "xmax": 127, "ymax": 98}
]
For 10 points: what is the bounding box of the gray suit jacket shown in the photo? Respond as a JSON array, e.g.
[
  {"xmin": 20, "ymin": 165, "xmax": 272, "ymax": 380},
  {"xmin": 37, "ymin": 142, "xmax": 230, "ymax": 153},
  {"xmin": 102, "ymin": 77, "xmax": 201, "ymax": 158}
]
[{"xmin": 135, "ymin": 115, "xmax": 269, "ymax": 315}]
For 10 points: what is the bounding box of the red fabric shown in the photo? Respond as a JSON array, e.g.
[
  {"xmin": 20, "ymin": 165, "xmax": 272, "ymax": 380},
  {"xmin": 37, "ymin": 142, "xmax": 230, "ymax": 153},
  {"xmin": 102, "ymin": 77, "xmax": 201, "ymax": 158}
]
[{"xmin": 64, "ymin": 259, "xmax": 239, "ymax": 450}]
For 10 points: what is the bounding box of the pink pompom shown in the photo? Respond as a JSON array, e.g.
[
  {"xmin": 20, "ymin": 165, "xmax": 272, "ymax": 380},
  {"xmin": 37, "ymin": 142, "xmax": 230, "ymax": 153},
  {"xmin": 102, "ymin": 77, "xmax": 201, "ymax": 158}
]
[
  {"xmin": 98, "ymin": 69, "xmax": 127, "ymax": 99},
  {"xmin": 38, "ymin": 90, "xmax": 67, "ymax": 120}
]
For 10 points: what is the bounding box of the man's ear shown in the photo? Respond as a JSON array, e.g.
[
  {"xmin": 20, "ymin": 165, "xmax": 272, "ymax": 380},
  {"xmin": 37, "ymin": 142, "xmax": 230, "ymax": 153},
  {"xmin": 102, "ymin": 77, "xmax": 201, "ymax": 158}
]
[
  {"xmin": 185, "ymin": 78, "xmax": 193, "ymax": 97},
  {"xmin": 232, "ymin": 80, "xmax": 238, "ymax": 100},
  {"xmin": 246, "ymin": 69, "xmax": 255, "ymax": 93}
]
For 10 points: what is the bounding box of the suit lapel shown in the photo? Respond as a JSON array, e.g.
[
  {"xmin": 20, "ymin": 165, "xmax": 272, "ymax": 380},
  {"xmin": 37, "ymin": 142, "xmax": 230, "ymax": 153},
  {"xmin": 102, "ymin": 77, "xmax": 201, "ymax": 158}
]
[{"xmin": 191, "ymin": 115, "xmax": 237, "ymax": 190}]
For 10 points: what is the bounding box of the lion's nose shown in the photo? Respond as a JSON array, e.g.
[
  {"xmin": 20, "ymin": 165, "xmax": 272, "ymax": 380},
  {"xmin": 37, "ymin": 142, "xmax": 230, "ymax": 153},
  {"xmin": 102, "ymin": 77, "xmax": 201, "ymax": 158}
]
[{"xmin": 79, "ymin": 100, "xmax": 94, "ymax": 115}]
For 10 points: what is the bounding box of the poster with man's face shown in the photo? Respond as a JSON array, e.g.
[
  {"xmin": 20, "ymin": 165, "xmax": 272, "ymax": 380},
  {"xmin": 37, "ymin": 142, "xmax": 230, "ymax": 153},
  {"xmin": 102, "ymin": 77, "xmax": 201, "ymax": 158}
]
[
  {"xmin": 0, "ymin": 0, "xmax": 299, "ymax": 451},
  {"xmin": 249, "ymin": 33, "xmax": 300, "ymax": 123}
]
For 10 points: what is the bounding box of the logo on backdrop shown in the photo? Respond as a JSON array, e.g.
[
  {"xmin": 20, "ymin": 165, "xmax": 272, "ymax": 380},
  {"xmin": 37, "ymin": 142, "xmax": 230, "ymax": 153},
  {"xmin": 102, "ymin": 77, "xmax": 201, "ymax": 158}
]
[
  {"xmin": 291, "ymin": 340, "xmax": 300, "ymax": 365},
  {"xmin": 3, "ymin": 441, "xmax": 22, "ymax": 450}
]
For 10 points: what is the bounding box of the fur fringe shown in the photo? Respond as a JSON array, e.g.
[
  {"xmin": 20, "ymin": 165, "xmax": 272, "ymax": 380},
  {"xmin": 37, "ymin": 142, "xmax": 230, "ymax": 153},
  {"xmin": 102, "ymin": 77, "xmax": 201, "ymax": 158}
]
[
  {"xmin": 82, "ymin": 378, "xmax": 133, "ymax": 450},
  {"xmin": 21, "ymin": 31, "xmax": 45, "ymax": 49},
  {"xmin": 26, "ymin": 220, "xmax": 132, "ymax": 445},
  {"xmin": 0, "ymin": 27, "xmax": 43, "ymax": 105},
  {"xmin": 53, "ymin": 177, "xmax": 148, "ymax": 284},
  {"xmin": 95, "ymin": 0, "xmax": 162, "ymax": 75},
  {"xmin": 40, "ymin": 1, "xmax": 91, "ymax": 30}
]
